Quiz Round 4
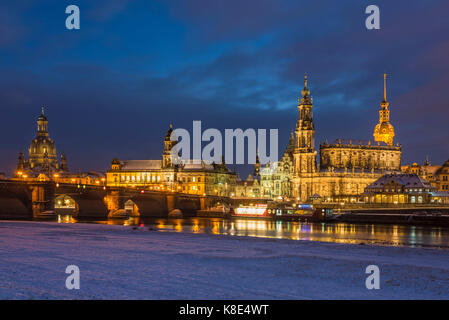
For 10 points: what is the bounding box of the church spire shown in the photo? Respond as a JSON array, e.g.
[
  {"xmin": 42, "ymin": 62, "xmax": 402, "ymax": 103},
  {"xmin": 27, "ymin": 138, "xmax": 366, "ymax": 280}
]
[
  {"xmin": 301, "ymin": 73, "xmax": 311, "ymax": 99},
  {"xmin": 380, "ymin": 73, "xmax": 389, "ymax": 109},
  {"xmin": 37, "ymin": 107, "xmax": 49, "ymax": 136}
]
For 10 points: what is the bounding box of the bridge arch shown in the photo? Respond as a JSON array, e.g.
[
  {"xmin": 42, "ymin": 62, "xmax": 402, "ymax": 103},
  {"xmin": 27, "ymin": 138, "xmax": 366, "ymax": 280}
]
[
  {"xmin": 124, "ymin": 199, "xmax": 140, "ymax": 216},
  {"xmin": 55, "ymin": 194, "xmax": 78, "ymax": 215},
  {"xmin": 108, "ymin": 198, "xmax": 141, "ymax": 218},
  {"xmin": 54, "ymin": 188, "xmax": 109, "ymax": 218}
]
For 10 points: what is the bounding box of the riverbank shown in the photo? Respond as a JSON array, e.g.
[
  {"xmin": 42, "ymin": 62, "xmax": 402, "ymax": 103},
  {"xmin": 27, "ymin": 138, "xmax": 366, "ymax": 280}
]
[
  {"xmin": 335, "ymin": 212, "xmax": 449, "ymax": 227},
  {"xmin": 1, "ymin": 221, "xmax": 449, "ymax": 299}
]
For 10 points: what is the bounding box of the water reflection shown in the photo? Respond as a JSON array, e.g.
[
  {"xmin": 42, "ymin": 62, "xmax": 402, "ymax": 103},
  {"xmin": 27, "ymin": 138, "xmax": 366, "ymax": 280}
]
[{"xmin": 55, "ymin": 215, "xmax": 449, "ymax": 249}]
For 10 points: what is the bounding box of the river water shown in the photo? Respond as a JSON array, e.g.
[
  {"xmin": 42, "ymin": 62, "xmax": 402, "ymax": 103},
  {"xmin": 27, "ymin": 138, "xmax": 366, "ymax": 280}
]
[{"xmin": 56, "ymin": 215, "xmax": 449, "ymax": 249}]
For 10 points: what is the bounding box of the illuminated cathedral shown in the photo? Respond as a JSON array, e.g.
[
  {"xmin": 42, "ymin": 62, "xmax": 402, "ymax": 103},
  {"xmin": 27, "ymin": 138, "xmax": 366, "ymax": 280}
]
[
  {"xmin": 16, "ymin": 108, "xmax": 69, "ymax": 177},
  {"xmin": 260, "ymin": 74, "xmax": 402, "ymax": 203}
]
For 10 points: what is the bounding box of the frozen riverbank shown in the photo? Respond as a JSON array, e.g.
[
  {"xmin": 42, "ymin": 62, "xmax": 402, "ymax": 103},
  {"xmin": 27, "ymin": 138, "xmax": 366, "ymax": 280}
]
[{"xmin": 0, "ymin": 221, "xmax": 448, "ymax": 299}]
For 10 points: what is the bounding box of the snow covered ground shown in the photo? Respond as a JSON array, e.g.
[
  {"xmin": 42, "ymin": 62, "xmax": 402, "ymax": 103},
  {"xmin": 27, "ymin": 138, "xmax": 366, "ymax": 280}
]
[{"xmin": 0, "ymin": 221, "xmax": 448, "ymax": 299}]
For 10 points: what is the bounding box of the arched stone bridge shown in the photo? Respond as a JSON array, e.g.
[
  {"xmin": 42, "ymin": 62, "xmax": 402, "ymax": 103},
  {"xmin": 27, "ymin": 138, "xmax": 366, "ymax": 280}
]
[{"xmin": 0, "ymin": 180, "xmax": 226, "ymax": 219}]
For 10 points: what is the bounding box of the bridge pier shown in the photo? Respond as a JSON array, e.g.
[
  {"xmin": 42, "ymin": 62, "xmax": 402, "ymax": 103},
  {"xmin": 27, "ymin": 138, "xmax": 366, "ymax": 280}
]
[{"xmin": 31, "ymin": 183, "xmax": 54, "ymax": 217}]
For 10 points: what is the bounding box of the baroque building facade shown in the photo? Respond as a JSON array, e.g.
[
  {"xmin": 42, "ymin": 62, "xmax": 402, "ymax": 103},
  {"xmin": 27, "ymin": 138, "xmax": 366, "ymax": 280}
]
[
  {"xmin": 261, "ymin": 74, "xmax": 402, "ymax": 203},
  {"xmin": 235, "ymin": 174, "xmax": 261, "ymax": 198},
  {"xmin": 106, "ymin": 125, "xmax": 236, "ymax": 196},
  {"xmin": 363, "ymin": 173, "xmax": 439, "ymax": 204}
]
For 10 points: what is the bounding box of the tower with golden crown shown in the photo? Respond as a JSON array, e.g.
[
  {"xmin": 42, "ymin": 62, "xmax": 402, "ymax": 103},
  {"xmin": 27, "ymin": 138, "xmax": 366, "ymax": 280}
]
[{"xmin": 373, "ymin": 74, "xmax": 395, "ymax": 145}]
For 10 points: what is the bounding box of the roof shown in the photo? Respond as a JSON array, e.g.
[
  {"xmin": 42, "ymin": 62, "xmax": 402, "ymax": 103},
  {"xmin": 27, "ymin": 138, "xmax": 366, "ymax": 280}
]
[
  {"xmin": 120, "ymin": 160, "xmax": 162, "ymax": 170},
  {"xmin": 365, "ymin": 173, "xmax": 435, "ymax": 190}
]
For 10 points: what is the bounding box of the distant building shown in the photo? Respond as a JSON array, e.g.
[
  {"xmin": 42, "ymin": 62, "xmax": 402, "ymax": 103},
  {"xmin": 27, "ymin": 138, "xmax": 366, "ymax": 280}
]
[
  {"xmin": 436, "ymin": 159, "xmax": 449, "ymax": 191},
  {"xmin": 402, "ymin": 158, "xmax": 449, "ymax": 192},
  {"xmin": 363, "ymin": 173, "xmax": 449, "ymax": 205},
  {"xmin": 106, "ymin": 125, "xmax": 236, "ymax": 196},
  {"xmin": 260, "ymin": 135, "xmax": 294, "ymax": 199}
]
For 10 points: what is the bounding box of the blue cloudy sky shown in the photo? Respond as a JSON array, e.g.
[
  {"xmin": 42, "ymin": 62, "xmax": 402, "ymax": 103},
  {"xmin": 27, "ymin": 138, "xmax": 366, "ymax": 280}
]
[{"xmin": 1, "ymin": 0, "xmax": 448, "ymax": 176}]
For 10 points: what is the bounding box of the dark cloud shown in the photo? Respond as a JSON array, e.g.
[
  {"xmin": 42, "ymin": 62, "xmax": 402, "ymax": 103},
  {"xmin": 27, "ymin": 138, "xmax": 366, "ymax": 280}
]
[{"xmin": 0, "ymin": 0, "xmax": 449, "ymax": 178}]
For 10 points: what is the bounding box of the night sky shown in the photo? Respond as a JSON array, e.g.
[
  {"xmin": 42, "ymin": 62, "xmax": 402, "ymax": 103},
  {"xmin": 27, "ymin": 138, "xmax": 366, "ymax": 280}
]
[{"xmin": 1, "ymin": 0, "xmax": 448, "ymax": 178}]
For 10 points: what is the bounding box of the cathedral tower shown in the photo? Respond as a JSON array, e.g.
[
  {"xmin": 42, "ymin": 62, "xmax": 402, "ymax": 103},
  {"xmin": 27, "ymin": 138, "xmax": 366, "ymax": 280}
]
[
  {"xmin": 373, "ymin": 74, "xmax": 395, "ymax": 146},
  {"xmin": 28, "ymin": 107, "xmax": 58, "ymax": 170},
  {"xmin": 162, "ymin": 124, "xmax": 177, "ymax": 168},
  {"xmin": 294, "ymin": 74, "xmax": 317, "ymax": 174}
]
